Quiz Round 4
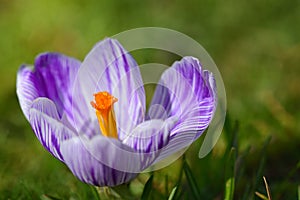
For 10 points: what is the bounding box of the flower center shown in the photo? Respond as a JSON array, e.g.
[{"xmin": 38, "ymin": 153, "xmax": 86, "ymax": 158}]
[{"xmin": 91, "ymin": 91, "xmax": 118, "ymax": 138}]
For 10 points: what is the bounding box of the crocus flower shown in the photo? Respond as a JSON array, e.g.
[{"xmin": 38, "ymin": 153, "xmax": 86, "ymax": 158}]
[{"xmin": 16, "ymin": 38, "xmax": 217, "ymax": 186}]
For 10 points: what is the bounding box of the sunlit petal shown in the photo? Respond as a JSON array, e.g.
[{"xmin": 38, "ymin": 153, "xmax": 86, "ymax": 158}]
[
  {"xmin": 149, "ymin": 57, "xmax": 217, "ymax": 161},
  {"xmin": 72, "ymin": 38, "xmax": 145, "ymax": 139}
]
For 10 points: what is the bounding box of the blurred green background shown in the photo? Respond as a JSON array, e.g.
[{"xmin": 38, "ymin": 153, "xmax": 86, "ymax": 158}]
[{"xmin": 0, "ymin": 0, "xmax": 299, "ymax": 199}]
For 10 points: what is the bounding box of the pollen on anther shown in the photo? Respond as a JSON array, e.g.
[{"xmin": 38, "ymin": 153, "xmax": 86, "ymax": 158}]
[{"xmin": 91, "ymin": 91, "xmax": 118, "ymax": 111}]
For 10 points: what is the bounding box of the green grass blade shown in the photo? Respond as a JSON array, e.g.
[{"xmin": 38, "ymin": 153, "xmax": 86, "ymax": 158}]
[
  {"xmin": 224, "ymin": 118, "xmax": 239, "ymax": 157},
  {"xmin": 298, "ymin": 185, "xmax": 300, "ymax": 200},
  {"xmin": 225, "ymin": 178, "xmax": 235, "ymax": 200},
  {"xmin": 263, "ymin": 176, "xmax": 272, "ymax": 200},
  {"xmin": 183, "ymin": 161, "xmax": 201, "ymax": 199},
  {"xmin": 90, "ymin": 186, "xmax": 101, "ymax": 200},
  {"xmin": 94, "ymin": 187, "xmax": 122, "ymax": 200},
  {"xmin": 172, "ymin": 157, "xmax": 185, "ymax": 199},
  {"xmin": 165, "ymin": 175, "xmax": 169, "ymax": 198},
  {"xmin": 224, "ymin": 147, "xmax": 236, "ymax": 200},
  {"xmin": 244, "ymin": 136, "xmax": 271, "ymax": 199},
  {"xmin": 255, "ymin": 191, "xmax": 269, "ymax": 200},
  {"xmin": 40, "ymin": 194, "xmax": 62, "ymax": 200},
  {"xmin": 168, "ymin": 186, "xmax": 177, "ymax": 200},
  {"xmin": 141, "ymin": 174, "xmax": 154, "ymax": 200},
  {"xmin": 255, "ymin": 137, "xmax": 271, "ymax": 189},
  {"xmin": 241, "ymin": 184, "xmax": 251, "ymax": 200}
]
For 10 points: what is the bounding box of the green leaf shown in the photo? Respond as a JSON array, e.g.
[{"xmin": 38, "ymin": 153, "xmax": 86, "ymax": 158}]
[
  {"xmin": 141, "ymin": 174, "xmax": 154, "ymax": 200},
  {"xmin": 224, "ymin": 147, "xmax": 236, "ymax": 200},
  {"xmin": 183, "ymin": 161, "xmax": 201, "ymax": 199},
  {"xmin": 168, "ymin": 187, "xmax": 177, "ymax": 200}
]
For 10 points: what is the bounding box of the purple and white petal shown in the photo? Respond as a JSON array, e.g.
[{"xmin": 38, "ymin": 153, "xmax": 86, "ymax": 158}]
[
  {"xmin": 17, "ymin": 53, "xmax": 81, "ymax": 124},
  {"xmin": 146, "ymin": 84, "xmax": 172, "ymax": 120},
  {"xmin": 72, "ymin": 38, "xmax": 145, "ymax": 139},
  {"xmin": 61, "ymin": 133, "xmax": 163, "ymax": 181},
  {"xmin": 60, "ymin": 136, "xmax": 137, "ymax": 186},
  {"xmin": 29, "ymin": 98, "xmax": 77, "ymax": 161},
  {"xmin": 17, "ymin": 65, "xmax": 40, "ymax": 120},
  {"xmin": 34, "ymin": 53, "xmax": 81, "ymax": 123},
  {"xmin": 122, "ymin": 117, "xmax": 177, "ymax": 153},
  {"xmin": 150, "ymin": 57, "xmax": 217, "ymax": 161}
]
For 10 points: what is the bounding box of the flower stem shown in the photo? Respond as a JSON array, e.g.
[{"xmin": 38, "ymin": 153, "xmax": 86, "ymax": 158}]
[{"xmin": 96, "ymin": 186, "xmax": 121, "ymax": 200}]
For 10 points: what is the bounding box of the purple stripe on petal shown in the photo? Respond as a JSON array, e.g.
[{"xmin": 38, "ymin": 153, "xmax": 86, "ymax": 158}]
[
  {"xmin": 78, "ymin": 117, "xmax": 101, "ymax": 139},
  {"xmin": 155, "ymin": 131, "xmax": 195, "ymax": 162},
  {"xmin": 61, "ymin": 136, "xmax": 140, "ymax": 186},
  {"xmin": 33, "ymin": 53, "xmax": 81, "ymax": 122},
  {"xmin": 149, "ymin": 57, "xmax": 217, "ymax": 160},
  {"xmin": 62, "ymin": 134, "xmax": 165, "ymax": 174},
  {"xmin": 17, "ymin": 53, "xmax": 82, "ymax": 126},
  {"xmin": 121, "ymin": 117, "xmax": 177, "ymax": 153},
  {"xmin": 72, "ymin": 38, "xmax": 145, "ymax": 137},
  {"xmin": 147, "ymin": 84, "xmax": 172, "ymax": 120},
  {"xmin": 17, "ymin": 65, "xmax": 40, "ymax": 120},
  {"xmin": 29, "ymin": 98, "xmax": 76, "ymax": 161}
]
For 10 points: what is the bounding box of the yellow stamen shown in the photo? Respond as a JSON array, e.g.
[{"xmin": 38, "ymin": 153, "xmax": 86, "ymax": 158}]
[{"xmin": 91, "ymin": 91, "xmax": 118, "ymax": 138}]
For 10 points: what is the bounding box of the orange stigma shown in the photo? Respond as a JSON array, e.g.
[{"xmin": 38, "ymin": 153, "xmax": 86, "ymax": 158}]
[{"xmin": 91, "ymin": 91, "xmax": 118, "ymax": 138}]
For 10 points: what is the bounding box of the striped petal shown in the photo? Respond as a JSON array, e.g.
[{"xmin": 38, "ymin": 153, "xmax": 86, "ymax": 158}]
[
  {"xmin": 122, "ymin": 117, "xmax": 177, "ymax": 153},
  {"xmin": 29, "ymin": 98, "xmax": 76, "ymax": 161},
  {"xmin": 72, "ymin": 38, "xmax": 145, "ymax": 139},
  {"xmin": 60, "ymin": 135, "xmax": 159, "ymax": 185},
  {"xmin": 60, "ymin": 136, "xmax": 138, "ymax": 186},
  {"xmin": 17, "ymin": 53, "xmax": 81, "ymax": 124},
  {"xmin": 149, "ymin": 57, "xmax": 217, "ymax": 161},
  {"xmin": 17, "ymin": 65, "xmax": 39, "ymax": 121}
]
